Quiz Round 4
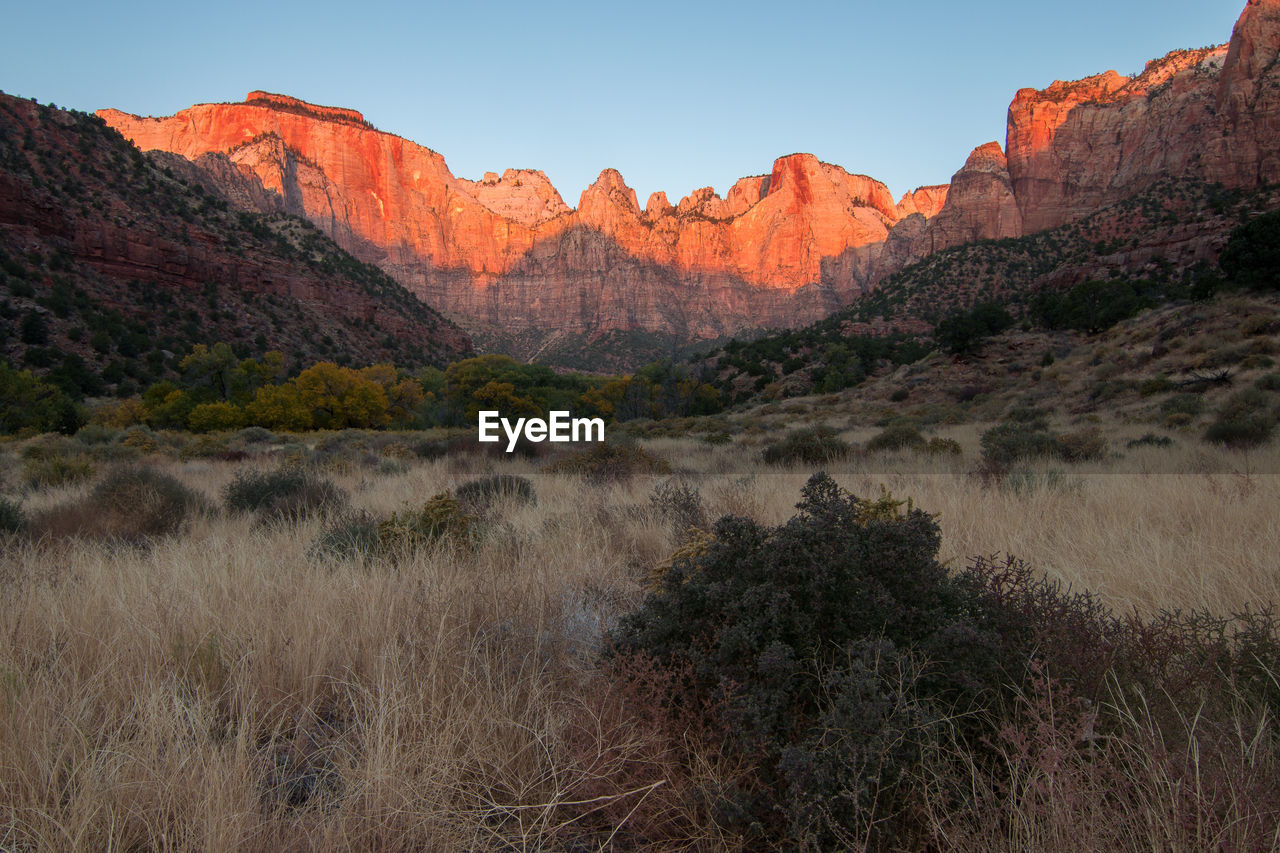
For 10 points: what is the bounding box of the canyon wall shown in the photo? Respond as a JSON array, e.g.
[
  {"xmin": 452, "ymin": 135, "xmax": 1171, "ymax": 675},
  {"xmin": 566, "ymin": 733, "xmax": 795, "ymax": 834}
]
[
  {"xmin": 100, "ymin": 92, "xmax": 934, "ymax": 339},
  {"xmin": 0, "ymin": 94, "xmax": 472, "ymax": 372},
  {"xmin": 96, "ymin": 0, "xmax": 1280, "ymax": 348}
]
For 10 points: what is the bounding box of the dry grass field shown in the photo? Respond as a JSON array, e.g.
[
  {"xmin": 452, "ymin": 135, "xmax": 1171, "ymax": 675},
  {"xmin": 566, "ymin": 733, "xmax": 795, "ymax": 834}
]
[{"xmin": 0, "ymin": 427, "xmax": 1278, "ymax": 850}]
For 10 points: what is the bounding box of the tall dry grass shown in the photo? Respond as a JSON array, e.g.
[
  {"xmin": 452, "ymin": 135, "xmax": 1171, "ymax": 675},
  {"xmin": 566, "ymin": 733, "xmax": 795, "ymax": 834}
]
[
  {"xmin": 0, "ymin": 434, "xmax": 1277, "ymax": 849},
  {"xmin": 651, "ymin": 433, "xmax": 1280, "ymax": 616}
]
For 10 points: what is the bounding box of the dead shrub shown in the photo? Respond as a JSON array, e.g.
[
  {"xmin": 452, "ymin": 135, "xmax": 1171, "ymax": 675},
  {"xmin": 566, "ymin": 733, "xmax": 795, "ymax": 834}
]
[
  {"xmin": 29, "ymin": 466, "xmax": 209, "ymax": 544},
  {"xmin": 223, "ymin": 466, "xmax": 346, "ymax": 523},
  {"xmin": 552, "ymin": 654, "xmax": 743, "ymax": 849},
  {"xmin": 545, "ymin": 442, "xmax": 671, "ymax": 482}
]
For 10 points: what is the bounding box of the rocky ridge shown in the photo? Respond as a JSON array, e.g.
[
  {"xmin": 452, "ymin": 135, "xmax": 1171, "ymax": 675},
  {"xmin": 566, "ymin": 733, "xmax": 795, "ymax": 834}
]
[
  {"xmin": 94, "ymin": 0, "xmax": 1280, "ymax": 361},
  {"xmin": 0, "ymin": 94, "xmax": 471, "ymax": 392}
]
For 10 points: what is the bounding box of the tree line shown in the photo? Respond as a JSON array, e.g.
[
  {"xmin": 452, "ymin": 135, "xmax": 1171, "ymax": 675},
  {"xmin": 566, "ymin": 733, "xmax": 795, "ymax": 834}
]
[{"xmin": 0, "ymin": 345, "xmax": 723, "ymax": 436}]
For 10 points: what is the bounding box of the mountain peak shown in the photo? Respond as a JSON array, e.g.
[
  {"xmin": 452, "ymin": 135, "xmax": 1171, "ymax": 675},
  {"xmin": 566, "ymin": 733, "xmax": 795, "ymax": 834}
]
[
  {"xmin": 579, "ymin": 168, "xmax": 640, "ymax": 213},
  {"xmin": 87, "ymin": 0, "xmax": 1280, "ymax": 361},
  {"xmin": 241, "ymin": 91, "xmax": 371, "ymax": 128},
  {"xmin": 965, "ymin": 142, "xmax": 1008, "ymax": 171}
]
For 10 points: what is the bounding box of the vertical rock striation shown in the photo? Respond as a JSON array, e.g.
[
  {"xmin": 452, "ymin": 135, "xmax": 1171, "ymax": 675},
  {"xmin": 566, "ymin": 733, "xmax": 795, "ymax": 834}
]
[{"xmin": 95, "ymin": 0, "xmax": 1280, "ymax": 348}]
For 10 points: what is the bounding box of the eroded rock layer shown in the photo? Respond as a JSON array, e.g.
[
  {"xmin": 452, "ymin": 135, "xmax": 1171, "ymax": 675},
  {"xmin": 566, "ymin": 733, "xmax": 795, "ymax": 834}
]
[{"xmin": 96, "ymin": 0, "xmax": 1280, "ymax": 346}]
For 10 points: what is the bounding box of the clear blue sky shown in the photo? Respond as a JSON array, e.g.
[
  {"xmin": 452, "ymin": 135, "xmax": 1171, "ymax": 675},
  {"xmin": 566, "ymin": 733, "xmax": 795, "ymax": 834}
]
[{"xmin": 0, "ymin": 0, "xmax": 1244, "ymax": 205}]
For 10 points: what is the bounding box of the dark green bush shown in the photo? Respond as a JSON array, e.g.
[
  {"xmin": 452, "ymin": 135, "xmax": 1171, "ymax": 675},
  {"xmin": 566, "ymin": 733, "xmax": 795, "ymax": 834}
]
[
  {"xmin": 1057, "ymin": 426, "xmax": 1109, "ymax": 462},
  {"xmin": 1032, "ymin": 279, "xmax": 1148, "ymax": 333},
  {"xmin": 544, "ymin": 441, "xmax": 671, "ymax": 481},
  {"xmin": 934, "ymin": 302, "xmax": 1014, "ymax": 355},
  {"xmin": 21, "ymin": 454, "xmax": 95, "ymax": 489},
  {"xmin": 378, "ymin": 492, "xmax": 477, "ymax": 551},
  {"xmin": 925, "ymin": 436, "xmax": 963, "ymax": 456},
  {"xmin": 866, "ymin": 423, "xmax": 927, "ymax": 453},
  {"xmin": 315, "ymin": 429, "xmax": 370, "ymax": 455},
  {"xmin": 1220, "ymin": 209, "xmax": 1280, "ymax": 291},
  {"xmin": 222, "ymin": 467, "xmax": 346, "ymax": 521},
  {"xmin": 455, "ymin": 474, "xmax": 535, "ymax": 508},
  {"xmin": 1138, "ymin": 376, "xmax": 1174, "ymax": 397},
  {"xmin": 235, "ymin": 426, "xmax": 276, "ymax": 445},
  {"xmin": 761, "ymin": 425, "xmax": 850, "ymax": 465},
  {"xmin": 648, "ymin": 479, "xmax": 707, "ymax": 534},
  {"xmin": 1256, "ymin": 373, "xmax": 1280, "ymax": 392},
  {"xmin": 1127, "ymin": 433, "xmax": 1174, "ymax": 449},
  {"xmin": 118, "ymin": 425, "xmax": 162, "ymax": 453},
  {"xmin": 1241, "ymin": 315, "xmax": 1280, "ymax": 337},
  {"xmin": 609, "ymin": 474, "xmax": 1012, "ymax": 846},
  {"xmin": 1090, "ymin": 379, "xmax": 1135, "ymax": 402},
  {"xmin": 91, "ymin": 467, "xmax": 208, "ymax": 538},
  {"xmin": 312, "ymin": 430, "xmax": 372, "ymax": 469},
  {"xmin": 29, "ymin": 466, "xmax": 207, "ymax": 544},
  {"xmin": 979, "ymin": 421, "xmax": 1060, "ymax": 467},
  {"xmin": 311, "ymin": 493, "xmax": 481, "ymax": 562},
  {"xmin": 1005, "ymin": 405, "xmax": 1051, "ymax": 427},
  {"xmin": 982, "ymin": 416, "xmax": 1109, "ymax": 466},
  {"xmin": 73, "ymin": 424, "xmax": 118, "ymax": 445},
  {"xmin": 0, "ymin": 496, "xmax": 25, "ymax": 534},
  {"xmin": 408, "ymin": 438, "xmax": 447, "ymax": 460},
  {"xmin": 0, "ymin": 362, "xmax": 84, "ymax": 435},
  {"xmin": 375, "ymin": 459, "xmax": 408, "ymax": 476},
  {"xmin": 180, "ymin": 434, "xmax": 233, "ymax": 461},
  {"xmin": 309, "ymin": 511, "xmax": 382, "ymax": 563},
  {"xmin": 1161, "ymin": 392, "xmax": 1205, "ymax": 418},
  {"xmin": 606, "ymin": 476, "xmax": 1280, "ymax": 847},
  {"xmin": 1204, "ymin": 389, "xmax": 1277, "ymax": 449},
  {"xmin": 19, "ymin": 312, "xmax": 48, "ymax": 346}
]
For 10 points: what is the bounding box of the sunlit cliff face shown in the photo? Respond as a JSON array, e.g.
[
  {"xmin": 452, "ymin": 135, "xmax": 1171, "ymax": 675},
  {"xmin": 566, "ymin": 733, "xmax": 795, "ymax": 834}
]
[
  {"xmin": 95, "ymin": 0, "xmax": 1280, "ymax": 341},
  {"xmin": 99, "ymin": 97, "xmax": 932, "ymax": 288}
]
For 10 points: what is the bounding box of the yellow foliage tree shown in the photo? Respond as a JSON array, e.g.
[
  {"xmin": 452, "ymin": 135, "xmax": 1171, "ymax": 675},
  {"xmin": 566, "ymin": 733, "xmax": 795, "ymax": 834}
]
[
  {"xmin": 238, "ymin": 351, "xmax": 288, "ymax": 394},
  {"xmin": 361, "ymin": 364, "xmax": 424, "ymax": 425},
  {"xmin": 143, "ymin": 386, "xmax": 196, "ymax": 430},
  {"xmin": 91, "ymin": 396, "xmax": 149, "ymax": 428},
  {"xmin": 578, "ymin": 378, "xmax": 630, "ymax": 420},
  {"xmin": 187, "ymin": 401, "xmax": 248, "ymax": 433},
  {"xmin": 294, "ymin": 362, "xmax": 390, "ymax": 429},
  {"xmin": 246, "ymin": 383, "xmax": 313, "ymax": 431},
  {"xmin": 358, "ymin": 364, "xmax": 398, "ymax": 387},
  {"xmin": 467, "ymin": 380, "xmax": 541, "ymax": 423}
]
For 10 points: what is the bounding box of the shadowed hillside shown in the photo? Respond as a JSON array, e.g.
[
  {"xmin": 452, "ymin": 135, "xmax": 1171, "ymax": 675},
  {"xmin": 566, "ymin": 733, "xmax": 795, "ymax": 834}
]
[{"xmin": 0, "ymin": 94, "xmax": 471, "ymax": 400}]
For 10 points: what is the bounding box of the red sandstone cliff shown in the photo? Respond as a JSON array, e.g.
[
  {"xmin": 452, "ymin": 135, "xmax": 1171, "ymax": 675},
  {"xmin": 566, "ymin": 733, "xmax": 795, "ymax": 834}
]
[
  {"xmin": 95, "ymin": 0, "xmax": 1280, "ymax": 347},
  {"xmin": 915, "ymin": 143, "xmax": 1022, "ymax": 255},
  {"xmin": 98, "ymin": 97, "xmax": 929, "ymax": 338},
  {"xmin": 1005, "ymin": 48, "xmax": 1231, "ymax": 233},
  {"xmin": 895, "ymin": 185, "xmax": 949, "ymax": 220},
  {"xmin": 0, "ymin": 95, "xmax": 470, "ymax": 376},
  {"xmin": 1001, "ymin": 0, "xmax": 1280, "ymax": 235},
  {"xmin": 885, "ymin": 0, "xmax": 1280, "ymax": 271}
]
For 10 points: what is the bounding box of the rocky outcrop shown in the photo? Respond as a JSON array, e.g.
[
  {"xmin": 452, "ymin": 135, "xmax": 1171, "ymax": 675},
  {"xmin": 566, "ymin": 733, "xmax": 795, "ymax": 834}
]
[
  {"xmin": 895, "ymin": 185, "xmax": 949, "ymax": 220},
  {"xmin": 1001, "ymin": 0, "xmax": 1280, "ymax": 235},
  {"xmin": 1211, "ymin": 0, "xmax": 1280, "ymax": 186},
  {"xmin": 919, "ymin": 143, "xmax": 1023, "ymax": 252},
  {"xmin": 97, "ymin": 98, "xmax": 555, "ymax": 279},
  {"xmin": 99, "ymin": 96, "xmax": 928, "ymax": 340},
  {"xmin": 0, "ymin": 94, "xmax": 471, "ymax": 372},
  {"xmin": 93, "ymin": 0, "xmax": 1280, "ymax": 350},
  {"xmin": 725, "ymin": 176, "xmax": 768, "ymax": 217},
  {"xmin": 1005, "ymin": 49, "xmax": 1230, "ymax": 233},
  {"xmin": 885, "ymin": 0, "xmax": 1280, "ymax": 268},
  {"xmin": 469, "ymin": 169, "xmax": 572, "ymax": 227},
  {"xmin": 243, "ymin": 91, "xmax": 372, "ymax": 127}
]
